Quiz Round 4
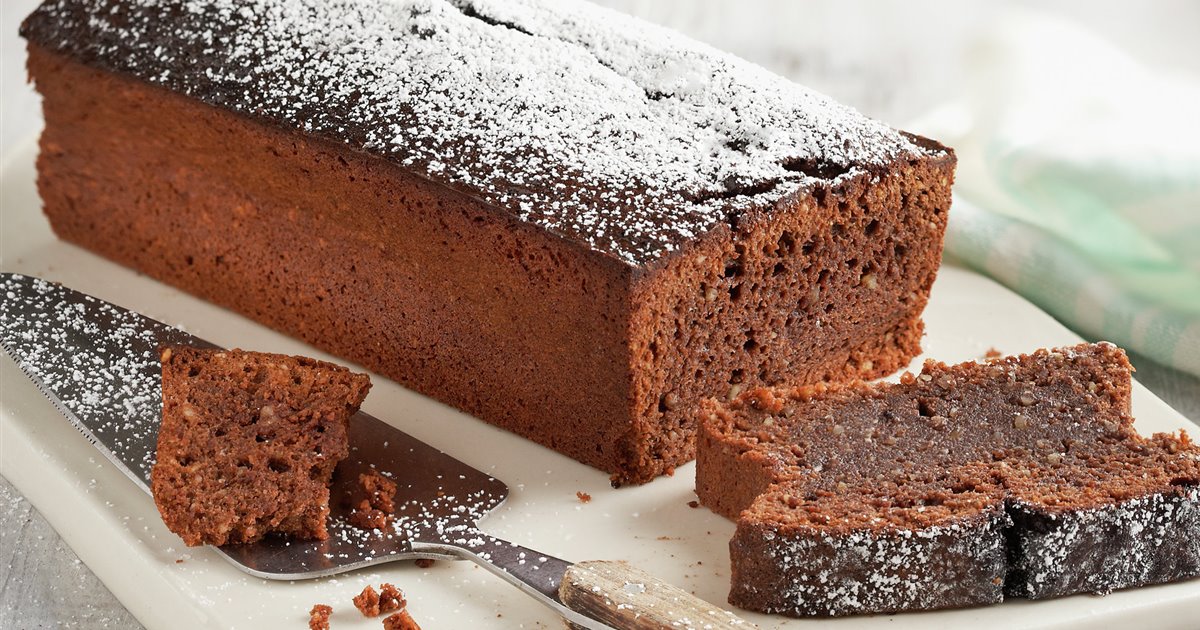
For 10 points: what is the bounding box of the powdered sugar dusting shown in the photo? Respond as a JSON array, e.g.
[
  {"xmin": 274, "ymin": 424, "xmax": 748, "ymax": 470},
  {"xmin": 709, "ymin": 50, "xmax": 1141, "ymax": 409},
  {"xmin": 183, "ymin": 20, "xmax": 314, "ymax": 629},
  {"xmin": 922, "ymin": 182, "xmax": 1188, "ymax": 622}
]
[
  {"xmin": 0, "ymin": 273, "xmax": 207, "ymax": 489},
  {"xmin": 21, "ymin": 0, "xmax": 933, "ymax": 264},
  {"xmin": 740, "ymin": 487, "xmax": 1200, "ymax": 617},
  {"xmin": 1009, "ymin": 487, "xmax": 1200, "ymax": 598},
  {"xmin": 739, "ymin": 517, "xmax": 1007, "ymax": 616}
]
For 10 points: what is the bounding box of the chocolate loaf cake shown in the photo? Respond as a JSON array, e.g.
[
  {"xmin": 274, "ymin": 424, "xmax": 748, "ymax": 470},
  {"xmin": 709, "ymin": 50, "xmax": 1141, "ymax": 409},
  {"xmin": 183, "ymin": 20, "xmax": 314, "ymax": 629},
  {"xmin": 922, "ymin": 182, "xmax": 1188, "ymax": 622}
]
[
  {"xmin": 21, "ymin": 0, "xmax": 954, "ymax": 484},
  {"xmin": 697, "ymin": 343, "xmax": 1200, "ymax": 616},
  {"xmin": 152, "ymin": 347, "xmax": 371, "ymax": 546}
]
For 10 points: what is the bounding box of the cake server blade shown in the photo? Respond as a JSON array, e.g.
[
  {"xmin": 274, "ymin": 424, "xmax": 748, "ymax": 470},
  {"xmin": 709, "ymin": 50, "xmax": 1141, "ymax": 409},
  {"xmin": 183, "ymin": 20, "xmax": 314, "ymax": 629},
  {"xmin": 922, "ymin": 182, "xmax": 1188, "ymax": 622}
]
[{"xmin": 0, "ymin": 273, "xmax": 747, "ymax": 630}]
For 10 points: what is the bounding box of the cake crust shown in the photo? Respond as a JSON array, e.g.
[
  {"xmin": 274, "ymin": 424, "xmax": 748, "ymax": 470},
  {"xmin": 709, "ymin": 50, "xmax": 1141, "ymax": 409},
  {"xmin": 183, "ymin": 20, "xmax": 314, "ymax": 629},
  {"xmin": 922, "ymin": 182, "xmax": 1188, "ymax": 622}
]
[{"xmin": 698, "ymin": 343, "xmax": 1200, "ymax": 616}]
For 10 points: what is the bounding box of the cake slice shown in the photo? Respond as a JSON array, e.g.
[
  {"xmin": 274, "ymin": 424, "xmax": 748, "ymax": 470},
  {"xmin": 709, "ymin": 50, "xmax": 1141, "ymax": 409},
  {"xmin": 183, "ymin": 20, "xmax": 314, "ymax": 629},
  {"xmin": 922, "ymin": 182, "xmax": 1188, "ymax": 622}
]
[
  {"xmin": 151, "ymin": 347, "xmax": 371, "ymax": 546},
  {"xmin": 697, "ymin": 342, "xmax": 1200, "ymax": 616}
]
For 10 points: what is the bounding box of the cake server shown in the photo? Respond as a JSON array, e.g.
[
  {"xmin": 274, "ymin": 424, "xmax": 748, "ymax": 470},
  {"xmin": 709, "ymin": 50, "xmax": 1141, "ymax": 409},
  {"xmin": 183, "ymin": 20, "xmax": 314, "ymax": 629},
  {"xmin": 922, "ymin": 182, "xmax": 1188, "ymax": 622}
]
[{"xmin": 0, "ymin": 272, "xmax": 747, "ymax": 630}]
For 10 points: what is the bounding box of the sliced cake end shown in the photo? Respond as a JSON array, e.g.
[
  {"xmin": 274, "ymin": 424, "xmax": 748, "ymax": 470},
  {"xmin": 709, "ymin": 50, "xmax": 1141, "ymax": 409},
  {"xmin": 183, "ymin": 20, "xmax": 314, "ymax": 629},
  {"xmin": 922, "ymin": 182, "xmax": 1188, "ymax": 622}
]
[{"xmin": 151, "ymin": 347, "xmax": 371, "ymax": 546}]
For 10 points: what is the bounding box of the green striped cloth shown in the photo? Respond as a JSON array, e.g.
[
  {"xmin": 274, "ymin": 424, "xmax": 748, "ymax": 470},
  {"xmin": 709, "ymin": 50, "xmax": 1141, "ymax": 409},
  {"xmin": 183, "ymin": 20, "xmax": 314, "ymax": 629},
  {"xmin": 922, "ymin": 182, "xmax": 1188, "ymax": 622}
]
[{"xmin": 912, "ymin": 11, "xmax": 1200, "ymax": 376}]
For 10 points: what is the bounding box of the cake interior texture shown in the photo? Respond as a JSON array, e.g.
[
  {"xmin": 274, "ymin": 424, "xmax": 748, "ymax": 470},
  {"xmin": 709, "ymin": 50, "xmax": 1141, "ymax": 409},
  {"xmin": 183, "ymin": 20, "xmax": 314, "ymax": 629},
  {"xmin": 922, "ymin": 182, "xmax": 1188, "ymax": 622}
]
[
  {"xmin": 152, "ymin": 347, "xmax": 371, "ymax": 547},
  {"xmin": 22, "ymin": 0, "xmax": 953, "ymax": 484},
  {"xmin": 697, "ymin": 342, "xmax": 1200, "ymax": 616}
]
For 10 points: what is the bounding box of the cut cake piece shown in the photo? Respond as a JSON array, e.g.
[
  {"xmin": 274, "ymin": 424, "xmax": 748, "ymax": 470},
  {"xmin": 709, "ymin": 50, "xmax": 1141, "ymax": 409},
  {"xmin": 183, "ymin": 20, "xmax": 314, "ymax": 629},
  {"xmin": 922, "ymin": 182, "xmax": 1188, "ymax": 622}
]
[
  {"xmin": 151, "ymin": 347, "xmax": 371, "ymax": 546},
  {"xmin": 697, "ymin": 342, "xmax": 1200, "ymax": 616},
  {"xmin": 22, "ymin": 0, "xmax": 954, "ymax": 484}
]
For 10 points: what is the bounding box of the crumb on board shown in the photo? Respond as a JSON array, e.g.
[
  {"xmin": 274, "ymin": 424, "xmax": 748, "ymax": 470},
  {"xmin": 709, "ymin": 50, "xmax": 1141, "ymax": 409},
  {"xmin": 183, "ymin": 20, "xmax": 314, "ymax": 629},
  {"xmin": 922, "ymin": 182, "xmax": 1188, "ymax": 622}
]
[
  {"xmin": 576, "ymin": 491, "xmax": 592, "ymax": 503},
  {"xmin": 353, "ymin": 585, "xmax": 381, "ymax": 617},
  {"xmin": 984, "ymin": 347, "xmax": 1002, "ymax": 359},
  {"xmin": 309, "ymin": 604, "xmax": 332, "ymax": 630},
  {"xmin": 379, "ymin": 583, "xmax": 406, "ymax": 614},
  {"xmin": 382, "ymin": 609, "xmax": 421, "ymax": 630},
  {"xmin": 687, "ymin": 500, "xmax": 700, "ymax": 508}
]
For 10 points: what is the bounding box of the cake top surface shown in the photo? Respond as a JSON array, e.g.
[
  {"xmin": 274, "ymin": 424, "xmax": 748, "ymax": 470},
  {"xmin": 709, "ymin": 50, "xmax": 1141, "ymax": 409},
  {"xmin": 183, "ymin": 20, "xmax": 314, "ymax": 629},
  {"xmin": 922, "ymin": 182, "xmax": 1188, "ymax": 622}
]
[{"xmin": 22, "ymin": 0, "xmax": 937, "ymax": 265}]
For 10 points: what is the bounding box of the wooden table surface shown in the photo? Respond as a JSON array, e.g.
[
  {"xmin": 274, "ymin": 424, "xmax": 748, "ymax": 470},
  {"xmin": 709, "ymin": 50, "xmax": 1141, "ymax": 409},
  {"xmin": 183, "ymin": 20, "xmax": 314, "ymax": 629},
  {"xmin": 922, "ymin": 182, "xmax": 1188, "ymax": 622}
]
[{"xmin": 2, "ymin": 1, "xmax": 1197, "ymax": 628}]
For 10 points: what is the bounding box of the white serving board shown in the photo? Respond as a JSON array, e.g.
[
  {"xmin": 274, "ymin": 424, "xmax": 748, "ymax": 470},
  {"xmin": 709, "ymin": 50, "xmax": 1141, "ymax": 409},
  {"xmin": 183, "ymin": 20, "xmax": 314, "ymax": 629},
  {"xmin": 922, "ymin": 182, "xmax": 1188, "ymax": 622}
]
[{"xmin": 1, "ymin": 137, "xmax": 1197, "ymax": 630}]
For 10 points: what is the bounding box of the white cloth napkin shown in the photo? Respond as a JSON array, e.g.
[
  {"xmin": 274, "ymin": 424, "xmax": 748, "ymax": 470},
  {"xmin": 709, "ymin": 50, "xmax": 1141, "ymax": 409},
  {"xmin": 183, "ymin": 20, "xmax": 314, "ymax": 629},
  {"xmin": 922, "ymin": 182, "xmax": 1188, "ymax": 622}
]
[{"xmin": 911, "ymin": 10, "xmax": 1200, "ymax": 376}]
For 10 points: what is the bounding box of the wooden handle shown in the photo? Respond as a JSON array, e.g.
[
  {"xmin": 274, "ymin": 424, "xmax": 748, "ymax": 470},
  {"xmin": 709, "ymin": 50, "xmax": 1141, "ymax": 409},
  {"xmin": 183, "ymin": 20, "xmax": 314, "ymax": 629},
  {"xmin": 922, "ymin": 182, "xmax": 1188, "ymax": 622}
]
[{"xmin": 559, "ymin": 560, "xmax": 751, "ymax": 629}]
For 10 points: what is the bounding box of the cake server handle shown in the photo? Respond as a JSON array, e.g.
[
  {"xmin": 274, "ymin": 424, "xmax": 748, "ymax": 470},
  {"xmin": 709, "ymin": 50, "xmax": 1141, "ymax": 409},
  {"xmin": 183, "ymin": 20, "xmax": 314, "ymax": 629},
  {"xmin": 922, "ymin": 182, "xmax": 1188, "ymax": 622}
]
[
  {"xmin": 413, "ymin": 532, "xmax": 748, "ymax": 630},
  {"xmin": 557, "ymin": 559, "xmax": 750, "ymax": 629}
]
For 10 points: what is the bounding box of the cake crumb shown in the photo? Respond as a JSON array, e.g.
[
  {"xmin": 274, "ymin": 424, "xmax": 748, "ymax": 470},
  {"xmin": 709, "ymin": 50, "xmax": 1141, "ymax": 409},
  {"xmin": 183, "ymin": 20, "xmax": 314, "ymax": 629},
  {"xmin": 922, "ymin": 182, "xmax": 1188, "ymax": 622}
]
[
  {"xmin": 309, "ymin": 604, "xmax": 332, "ymax": 630},
  {"xmin": 984, "ymin": 347, "xmax": 1002, "ymax": 359},
  {"xmin": 414, "ymin": 559, "xmax": 435, "ymax": 568},
  {"xmin": 353, "ymin": 585, "xmax": 381, "ymax": 617},
  {"xmin": 379, "ymin": 583, "xmax": 406, "ymax": 614},
  {"xmin": 575, "ymin": 491, "xmax": 591, "ymax": 503},
  {"xmin": 687, "ymin": 500, "xmax": 700, "ymax": 508},
  {"xmin": 382, "ymin": 609, "xmax": 421, "ymax": 630},
  {"xmin": 349, "ymin": 504, "xmax": 390, "ymax": 531},
  {"xmin": 350, "ymin": 471, "xmax": 398, "ymax": 531},
  {"xmin": 360, "ymin": 471, "xmax": 397, "ymax": 512}
]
